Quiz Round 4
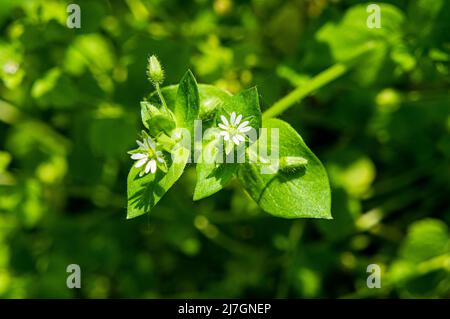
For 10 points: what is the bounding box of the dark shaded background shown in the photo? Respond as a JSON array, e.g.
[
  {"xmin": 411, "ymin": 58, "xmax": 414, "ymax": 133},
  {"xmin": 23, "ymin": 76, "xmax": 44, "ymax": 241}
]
[{"xmin": 0, "ymin": 0, "xmax": 449, "ymax": 298}]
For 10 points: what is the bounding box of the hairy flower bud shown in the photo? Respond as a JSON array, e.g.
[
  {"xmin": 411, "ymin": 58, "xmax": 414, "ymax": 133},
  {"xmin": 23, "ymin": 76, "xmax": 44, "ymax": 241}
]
[{"xmin": 147, "ymin": 55, "xmax": 164, "ymax": 85}]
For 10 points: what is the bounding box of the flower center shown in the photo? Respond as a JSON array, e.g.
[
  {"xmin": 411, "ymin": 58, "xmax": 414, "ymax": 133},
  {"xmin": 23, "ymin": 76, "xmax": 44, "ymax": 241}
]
[
  {"xmin": 145, "ymin": 147, "xmax": 156, "ymax": 159},
  {"xmin": 228, "ymin": 126, "xmax": 239, "ymax": 136}
]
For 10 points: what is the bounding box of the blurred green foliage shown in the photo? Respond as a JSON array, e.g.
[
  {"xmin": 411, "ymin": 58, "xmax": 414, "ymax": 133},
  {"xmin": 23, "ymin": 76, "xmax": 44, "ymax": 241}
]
[{"xmin": 0, "ymin": 0, "xmax": 449, "ymax": 298}]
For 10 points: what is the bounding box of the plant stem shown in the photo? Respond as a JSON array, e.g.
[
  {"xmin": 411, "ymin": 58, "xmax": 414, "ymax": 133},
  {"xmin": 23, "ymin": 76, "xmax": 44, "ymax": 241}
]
[
  {"xmin": 263, "ymin": 44, "xmax": 376, "ymax": 119},
  {"xmin": 155, "ymin": 83, "xmax": 169, "ymax": 112},
  {"xmin": 262, "ymin": 63, "xmax": 347, "ymax": 119}
]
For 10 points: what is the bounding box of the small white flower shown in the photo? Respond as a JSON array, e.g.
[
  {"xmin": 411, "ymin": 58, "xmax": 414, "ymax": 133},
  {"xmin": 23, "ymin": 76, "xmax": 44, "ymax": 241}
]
[
  {"xmin": 130, "ymin": 135, "xmax": 165, "ymax": 176},
  {"xmin": 218, "ymin": 111, "xmax": 252, "ymax": 146}
]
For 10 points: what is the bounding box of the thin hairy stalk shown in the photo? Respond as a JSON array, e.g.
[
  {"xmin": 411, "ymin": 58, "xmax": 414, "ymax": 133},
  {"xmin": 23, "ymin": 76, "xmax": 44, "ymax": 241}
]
[{"xmin": 155, "ymin": 83, "xmax": 169, "ymax": 112}]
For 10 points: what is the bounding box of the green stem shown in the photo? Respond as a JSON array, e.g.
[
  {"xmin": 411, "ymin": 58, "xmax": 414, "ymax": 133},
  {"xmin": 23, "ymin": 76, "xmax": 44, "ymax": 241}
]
[
  {"xmin": 155, "ymin": 83, "xmax": 169, "ymax": 112},
  {"xmin": 263, "ymin": 44, "xmax": 376, "ymax": 119},
  {"xmin": 262, "ymin": 63, "xmax": 347, "ymax": 119}
]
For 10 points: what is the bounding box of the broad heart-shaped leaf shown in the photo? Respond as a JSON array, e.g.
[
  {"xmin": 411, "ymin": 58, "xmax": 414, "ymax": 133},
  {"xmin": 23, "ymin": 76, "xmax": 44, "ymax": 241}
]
[
  {"xmin": 127, "ymin": 144, "xmax": 190, "ymax": 219},
  {"xmin": 174, "ymin": 70, "xmax": 199, "ymax": 134},
  {"xmin": 238, "ymin": 118, "xmax": 331, "ymax": 219},
  {"xmin": 194, "ymin": 87, "xmax": 262, "ymax": 200}
]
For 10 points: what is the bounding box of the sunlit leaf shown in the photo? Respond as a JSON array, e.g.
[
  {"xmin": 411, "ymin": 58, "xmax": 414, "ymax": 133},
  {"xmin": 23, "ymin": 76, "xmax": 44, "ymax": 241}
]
[
  {"xmin": 127, "ymin": 140, "xmax": 190, "ymax": 219},
  {"xmin": 238, "ymin": 118, "xmax": 331, "ymax": 219},
  {"xmin": 174, "ymin": 70, "xmax": 200, "ymax": 134}
]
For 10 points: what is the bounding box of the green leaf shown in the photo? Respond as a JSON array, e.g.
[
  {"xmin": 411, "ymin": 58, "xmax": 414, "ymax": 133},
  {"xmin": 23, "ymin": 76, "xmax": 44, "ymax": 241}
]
[
  {"xmin": 127, "ymin": 142, "xmax": 190, "ymax": 219},
  {"xmin": 316, "ymin": 3, "xmax": 405, "ymax": 85},
  {"xmin": 400, "ymin": 219, "xmax": 449, "ymax": 263},
  {"xmin": 237, "ymin": 118, "xmax": 331, "ymax": 219},
  {"xmin": 197, "ymin": 85, "xmax": 232, "ymax": 120},
  {"xmin": 140, "ymin": 101, "xmax": 176, "ymax": 136},
  {"xmin": 193, "ymin": 136, "xmax": 237, "ymax": 200},
  {"xmin": 149, "ymin": 84, "xmax": 231, "ymax": 121},
  {"xmin": 194, "ymin": 163, "xmax": 237, "ymax": 201},
  {"xmin": 31, "ymin": 68, "xmax": 79, "ymax": 108},
  {"xmin": 174, "ymin": 70, "xmax": 200, "ymax": 134},
  {"xmin": 147, "ymin": 83, "xmax": 235, "ymax": 201},
  {"xmin": 194, "ymin": 87, "xmax": 261, "ymax": 200},
  {"xmin": 216, "ymin": 87, "xmax": 262, "ymax": 135},
  {"xmin": 317, "ymin": 3, "xmax": 405, "ymax": 59}
]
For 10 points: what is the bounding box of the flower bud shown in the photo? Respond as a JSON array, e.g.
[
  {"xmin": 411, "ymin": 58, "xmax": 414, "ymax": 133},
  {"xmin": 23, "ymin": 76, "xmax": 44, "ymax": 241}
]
[
  {"xmin": 280, "ymin": 156, "xmax": 308, "ymax": 172},
  {"xmin": 141, "ymin": 101, "xmax": 160, "ymax": 117},
  {"xmin": 140, "ymin": 101, "xmax": 175, "ymax": 136},
  {"xmin": 147, "ymin": 55, "xmax": 164, "ymax": 85}
]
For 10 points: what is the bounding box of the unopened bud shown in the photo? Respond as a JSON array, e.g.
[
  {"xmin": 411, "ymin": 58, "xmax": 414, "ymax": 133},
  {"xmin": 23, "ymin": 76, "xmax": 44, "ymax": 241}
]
[
  {"xmin": 280, "ymin": 156, "xmax": 308, "ymax": 172},
  {"xmin": 147, "ymin": 55, "xmax": 164, "ymax": 85},
  {"xmin": 141, "ymin": 101, "xmax": 160, "ymax": 117}
]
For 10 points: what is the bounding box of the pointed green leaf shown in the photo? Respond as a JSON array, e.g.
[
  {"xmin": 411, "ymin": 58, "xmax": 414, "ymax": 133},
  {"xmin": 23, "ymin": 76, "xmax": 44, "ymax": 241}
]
[
  {"xmin": 174, "ymin": 70, "xmax": 200, "ymax": 134},
  {"xmin": 194, "ymin": 163, "xmax": 237, "ymax": 201},
  {"xmin": 148, "ymin": 84, "xmax": 231, "ymax": 121},
  {"xmin": 194, "ymin": 87, "xmax": 261, "ymax": 200},
  {"xmin": 140, "ymin": 101, "xmax": 176, "ymax": 136},
  {"xmin": 237, "ymin": 118, "xmax": 331, "ymax": 219},
  {"xmin": 216, "ymin": 87, "xmax": 262, "ymax": 134},
  {"xmin": 127, "ymin": 143, "xmax": 190, "ymax": 219},
  {"xmin": 193, "ymin": 136, "xmax": 237, "ymax": 200}
]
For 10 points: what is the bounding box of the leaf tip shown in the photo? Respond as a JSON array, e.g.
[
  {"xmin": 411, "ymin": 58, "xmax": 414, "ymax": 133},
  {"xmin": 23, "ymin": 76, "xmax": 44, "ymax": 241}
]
[{"xmin": 182, "ymin": 69, "xmax": 197, "ymax": 84}]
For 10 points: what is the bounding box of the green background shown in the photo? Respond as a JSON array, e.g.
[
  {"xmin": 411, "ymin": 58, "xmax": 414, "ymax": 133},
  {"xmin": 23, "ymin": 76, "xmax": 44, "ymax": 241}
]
[{"xmin": 0, "ymin": 0, "xmax": 449, "ymax": 298}]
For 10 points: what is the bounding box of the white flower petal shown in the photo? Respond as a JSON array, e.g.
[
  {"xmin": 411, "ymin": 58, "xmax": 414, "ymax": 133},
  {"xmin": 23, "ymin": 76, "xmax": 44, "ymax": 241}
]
[
  {"xmin": 150, "ymin": 160, "xmax": 157, "ymax": 173},
  {"xmin": 232, "ymin": 136, "xmax": 240, "ymax": 145},
  {"xmin": 157, "ymin": 157, "xmax": 165, "ymax": 163},
  {"xmin": 218, "ymin": 123, "xmax": 228, "ymax": 130},
  {"xmin": 239, "ymin": 126, "xmax": 252, "ymax": 133},
  {"xmin": 147, "ymin": 137, "xmax": 156, "ymax": 150},
  {"xmin": 237, "ymin": 120, "xmax": 249, "ymax": 130},
  {"xmin": 223, "ymin": 133, "xmax": 230, "ymax": 141},
  {"xmin": 145, "ymin": 160, "xmax": 153, "ymax": 173},
  {"xmin": 131, "ymin": 153, "xmax": 146, "ymax": 160},
  {"xmin": 235, "ymin": 114, "xmax": 242, "ymax": 125},
  {"xmin": 136, "ymin": 140, "xmax": 146, "ymax": 149},
  {"xmin": 135, "ymin": 158, "xmax": 148, "ymax": 168},
  {"xmin": 220, "ymin": 115, "xmax": 229, "ymax": 126},
  {"xmin": 236, "ymin": 134, "xmax": 245, "ymax": 142},
  {"xmin": 230, "ymin": 112, "xmax": 236, "ymax": 125}
]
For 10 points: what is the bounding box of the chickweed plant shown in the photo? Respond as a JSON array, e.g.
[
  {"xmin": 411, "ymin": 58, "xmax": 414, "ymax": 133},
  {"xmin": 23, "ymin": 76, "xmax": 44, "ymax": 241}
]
[{"xmin": 127, "ymin": 56, "xmax": 331, "ymax": 219}]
